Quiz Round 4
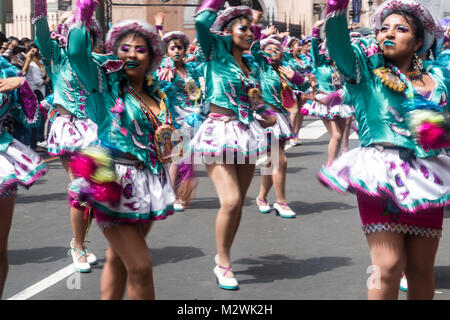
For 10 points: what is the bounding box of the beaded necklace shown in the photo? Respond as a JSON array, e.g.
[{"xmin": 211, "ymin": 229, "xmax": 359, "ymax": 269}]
[
  {"xmin": 387, "ymin": 64, "xmax": 415, "ymax": 99},
  {"xmin": 405, "ymin": 69, "xmax": 423, "ymax": 81},
  {"xmin": 373, "ymin": 63, "xmax": 414, "ymax": 99},
  {"xmin": 127, "ymin": 86, "xmax": 171, "ymax": 129}
]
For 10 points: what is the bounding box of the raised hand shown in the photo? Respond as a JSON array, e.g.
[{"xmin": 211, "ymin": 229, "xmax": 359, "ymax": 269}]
[
  {"xmin": 252, "ymin": 10, "xmax": 263, "ymax": 24},
  {"xmin": 326, "ymin": 0, "xmax": 350, "ymax": 15},
  {"xmin": 0, "ymin": 77, "xmax": 25, "ymax": 93},
  {"xmin": 154, "ymin": 12, "xmax": 165, "ymax": 26},
  {"xmin": 314, "ymin": 19, "xmax": 325, "ymax": 29},
  {"xmin": 159, "ymin": 67, "xmax": 175, "ymax": 82},
  {"xmin": 262, "ymin": 25, "xmax": 277, "ymax": 37},
  {"xmin": 33, "ymin": 0, "xmax": 47, "ymax": 21},
  {"xmin": 74, "ymin": 0, "xmax": 99, "ymax": 25},
  {"xmin": 198, "ymin": 0, "xmax": 225, "ymax": 12},
  {"xmin": 279, "ymin": 65, "xmax": 295, "ymax": 81}
]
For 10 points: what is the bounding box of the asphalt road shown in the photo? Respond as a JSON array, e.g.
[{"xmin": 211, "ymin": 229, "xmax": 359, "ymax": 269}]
[{"xmin": 3, "ymin": 118, "xmax": 450, "ymax": 301}]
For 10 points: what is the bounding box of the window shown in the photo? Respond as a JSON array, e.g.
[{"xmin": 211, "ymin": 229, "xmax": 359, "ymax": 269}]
[
  {"xmin": 58, "ymin": 0, "xmax": 72, "ymax": 11},
  {"xmin": 4, "ymin": 0, "xmax": 13, "ymax": 23}
]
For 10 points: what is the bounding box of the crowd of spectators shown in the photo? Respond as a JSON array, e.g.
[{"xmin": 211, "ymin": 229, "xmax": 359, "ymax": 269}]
[{"xmin": 1, "ymin": 31, "xmax": 50, "ymax": 151}]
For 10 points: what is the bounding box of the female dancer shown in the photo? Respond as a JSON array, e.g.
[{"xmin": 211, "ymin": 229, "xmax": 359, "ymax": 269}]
[
  {"xmin": 304, "ymin": 19, "xmax": 354, "ymax": 165},
  {"xmin": 253, "ymin": 38, "xmax": 309, "ymax": 218},
  {"xmin": 284, "ymin": 37, "xmax": 311, "ymax": 147},
  {"xmin": 33, "ymin": 0, "xmax": 103, "ymax": 272},
  {"xmin": 156, "ymin": 31, "xmax": 204, "ymax": 212},
  {"xmin": 67, "ymin": 1, "xmax": 175, "ymax": 299},
  {"xmin": 0, "ymin": 58, "xmax": 47, "ymax": 298},
  {"xmin": 193, "ymin": 0, "xmax": 275, "ymax": 290},
  {"xmin": 298, "ymin": 36, "xmax": 313, "ymax": 75},
  {"xmin": 319, "ymin": 0, "xmax": 450, "ymax": 299}
]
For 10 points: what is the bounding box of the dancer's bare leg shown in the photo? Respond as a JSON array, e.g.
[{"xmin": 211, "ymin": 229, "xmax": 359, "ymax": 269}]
[
  {"xmin": 206, "ymin": 163, "xmax": 255, "ymax": 278},
  {"xmin": 102, "ymin": 222, "xmax": 154, "ymax": 300},
  {"xmin": 322, "ymin": 119, "xmax": 344, "ymax": 166},
  {"xmin": 366, "ymin": 231, "xmax": 406, "ymax": 300},
  {"xmin": 404, "ymin": 235, "xmax": 440, "ymax": 300},
  {"xmin": 0, "ymin": 197, "xmax": 15, "ymax": 298},
  {"xmin": 61, "ymin": 154, "xmax": 90, "ymax": 263},
  {"xmin": 342, "ymin": 117, "xmax": 352, "ymax": 153}
]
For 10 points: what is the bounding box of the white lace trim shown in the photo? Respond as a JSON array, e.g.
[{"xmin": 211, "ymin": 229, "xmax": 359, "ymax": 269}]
[{"xmin": 363, "ymin": 222, "xmax": 442, "ymax": 238}]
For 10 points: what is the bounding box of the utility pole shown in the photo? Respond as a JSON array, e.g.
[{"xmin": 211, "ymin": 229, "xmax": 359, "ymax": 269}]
[
  {"xmin": 0, "ymin": 0, "xmax": 5, "ymax": 34},
  {"xmin": 31, "ymin": 0, "xmax": 35, "ymax": 39},
  {"xmin": 96, "ymin": 0, "xmax": 105, "ymax": 37}
]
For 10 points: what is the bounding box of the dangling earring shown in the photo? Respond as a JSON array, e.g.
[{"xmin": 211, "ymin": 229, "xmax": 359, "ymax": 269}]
[
  {"xmin": 412, "ymin": 53, "xmax": 423, "ymax": 71},
  {"xmin": 146, "ymin": 75, "xmax": 153, "ymax": 87}
]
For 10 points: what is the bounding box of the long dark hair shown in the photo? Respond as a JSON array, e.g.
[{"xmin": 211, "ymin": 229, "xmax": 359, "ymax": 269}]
[{"xmin": 223, "ymin": 15, "xmax": 251, "ymax": 34}]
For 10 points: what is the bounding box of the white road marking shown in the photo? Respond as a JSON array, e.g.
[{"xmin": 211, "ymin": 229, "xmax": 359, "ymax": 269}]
[
  {"xmin": 297, "ymin": 120, "xmax": 359, "ymax": 140},
  {"xmin": 7, "ymin": 265, "xmax": 75, "ymax": 300},
  {"xmin": 349, "ymin": 131, "xmax": 359, "ymax": 140},
  {"xmin": 298, "ymin": 120, "xmax": 328, "ymax": 140}
]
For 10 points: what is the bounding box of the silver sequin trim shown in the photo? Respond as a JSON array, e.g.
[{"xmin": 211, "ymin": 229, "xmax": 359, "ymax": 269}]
[{"xmin": 363, "ymin": 222, "xmax": 442, "ymax": 238}]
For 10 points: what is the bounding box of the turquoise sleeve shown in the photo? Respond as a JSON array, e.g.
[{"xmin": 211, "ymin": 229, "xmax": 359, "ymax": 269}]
[
  {"xmin": 311, "ymin": 37, "xmax": 326, "ymax": 67},
  {"xmin": 67, "ymin": 26, "xmax": 99, "ymax": 92},
  {"xmin": 10, "ymin": 105, "xmax": 41, "ymax": 129},
  {"xmin": 195, "ymin": 10, "xmax": 218, "ymax": 61},
  {"xmin": 324, "ymin": 14, "xmax": 359, "ymax": 83},
  {"xmin": 34, "ymin": 18, "xmax": 60, "ymax": 64}
]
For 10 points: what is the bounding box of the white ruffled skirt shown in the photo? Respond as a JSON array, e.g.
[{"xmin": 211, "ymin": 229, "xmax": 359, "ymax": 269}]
[
  {"xmin": 0, "ymin": 139, "xmax": 47, "ymax": 197},
  {"xmin": 47, "ymin": 115, "xmax": 98, "ymax": 156},
  {"xmin": 304, "ymin": 93, "xmax": 354, "ymax": 120},
  {"xmin": 69, "ymin": 159, "xmax": 175, "ymax": 229},
  {"xmin": 318, "ymin": 146, "xmax": 450, "ymax": 213},
  {"xmin": 189, "ymin": 113, "xmax": 268, "ymax": 164},
  {"xmin": 267, "ymin": 111, "xmax": 293, "ymax": 142}
]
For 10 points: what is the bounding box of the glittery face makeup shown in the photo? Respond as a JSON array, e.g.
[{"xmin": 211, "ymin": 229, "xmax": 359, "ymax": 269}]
[
  {"xmin": 230, "ymin": 18, "xmax": 253, "ymax": 51},
  {"xmin": 263, "ymin": 44, "xmax": 282, "ymax": 62},
  {"xmin": 292, "ymin": 41, "xmax": 302, "ymax": 56},
  {"xmin": 116, "ymin": 35, "xmax": 151, "ymax": 77},
  {"xmin": 236, "ymin": 25, "xmax": 249, "ymax": 34},
  {"xmin": 376, "ymin": 13, "xmax": 422, "ymax": 63},
  {"xmin": 167, "ymin": 39, "xmax": 186, "ymax": 62}
]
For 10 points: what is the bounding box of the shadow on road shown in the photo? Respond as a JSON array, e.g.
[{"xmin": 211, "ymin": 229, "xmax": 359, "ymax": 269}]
[
  {"xmin": 151, "ymin": 246, "xmax": 205, "ymax": 267},
  {"xmin": 16, "ymin": 192, "xmax": 68, "ymax": 204},
  {"xmin": 434, "ymin": 266, "xmax": 450, "ymax": 290},
  {"xmin": 234, "ymin": 254, "xmax": 353, "ymax": 284},
  {"xmin": 8, "ymin": 246, "xmax": 68, "ymax": 265},
  {"xmin": 286, "ymin": 151, "xmax": 324, "ymax": 158},
  {"xmin": 284, "ymin": 200, "xmax": 356, "ymax": 215},
  {"xmin": 299, "ymin": 140, "xmax": 330, "ymax": 147},
  {"xmin": 189, "ymin": 197, "xmax": 220, "ymax": 209}
]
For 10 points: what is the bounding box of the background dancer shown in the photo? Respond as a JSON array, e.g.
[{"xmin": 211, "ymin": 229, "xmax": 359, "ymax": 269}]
[
  {"xmin": 156, "ymin": 30, "xmax": 204, "ymax": 212},
  {"xmin": 305, "ymin": 19, "xmax": 354, "ymax": 165},
  {"xmin": 193, "ymin": 0, "xmax": 275, "ymax": 290},
  {"xmin": 33, "ymin": 0, "xmax": 102, "ymax": 272},
  {"xmin": 252, "ymin": 37, "xmax": 309, "ymax": 218},
  {"xmin": 0, "ymin": 59, "xmax": 46, "ymax": 298}
]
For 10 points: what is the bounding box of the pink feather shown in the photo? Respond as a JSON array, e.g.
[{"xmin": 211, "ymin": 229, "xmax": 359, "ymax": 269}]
[
  {"xmin": 74, "ymin": 0, "xmax": 99, "ymax": 26},
  {"xmin": 417, "ymin": 122, "xmax": 450, "ymax": 151},
  {"xmin": 321, "ymin": 90, "xmax": 344, "ymax": 107},
  {"xmin": 91, "ymin": 182, "xmax": 122, "ymax": 206},
  {"xmin": 70, "ymin": 154, "xmax": 97, "ymax": 179}
]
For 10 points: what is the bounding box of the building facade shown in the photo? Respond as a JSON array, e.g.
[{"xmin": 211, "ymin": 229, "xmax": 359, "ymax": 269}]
[
  {"xmin": 1, "ymin": 1, "xmax": 449, "ymax": 41},
  {"xmin": 107, "ymin": 0, "xmax": 385, "ymax": 40},
  {"xmin": 0, "ymin": 0, "xmax": 73, "ymax": 39}
]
